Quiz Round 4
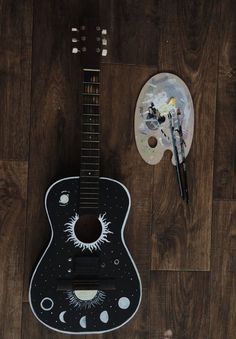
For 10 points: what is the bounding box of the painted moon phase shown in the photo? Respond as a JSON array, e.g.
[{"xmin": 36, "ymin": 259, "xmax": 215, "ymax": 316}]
[
  {"xmin": 79, "ymin": 316, "xmax": 87, "ymax": 328},
  {"xmin": 100, "ymin": 310, "xmax": 109, "ymax": 323},
  {"xmin": 118, "ymin": 297, "xmax": 130, "ymax": 309},
  {"xmin": 40, "ymin": 297, "xmax": 54, "ymax": 311},
  {"xmin": 59, "ymin": 311, "xmax": 66, "ymax": 323},
  {"xmin": 74, "ymin": 290, "xmax": 98, "ymax": 301}
]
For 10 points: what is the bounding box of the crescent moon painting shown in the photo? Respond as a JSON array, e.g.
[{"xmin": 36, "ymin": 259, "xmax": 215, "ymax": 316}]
[
  {"xmin": 79, "ymin": 316, "xmax": 87, "ymax": 328},
  {"xmin": 59, "ymin": 311, "xmax": 67, "ymax": 323}
]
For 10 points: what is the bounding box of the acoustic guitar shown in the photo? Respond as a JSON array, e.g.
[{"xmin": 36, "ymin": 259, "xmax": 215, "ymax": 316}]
[{"xmin": 29, "ymin": 19, "xmax": 142, "ymax": 335}]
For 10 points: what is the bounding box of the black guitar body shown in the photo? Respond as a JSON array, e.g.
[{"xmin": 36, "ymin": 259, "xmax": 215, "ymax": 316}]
[{"xmin": 29, "ymin": 177, "xmax": 142, "ymax": 334}]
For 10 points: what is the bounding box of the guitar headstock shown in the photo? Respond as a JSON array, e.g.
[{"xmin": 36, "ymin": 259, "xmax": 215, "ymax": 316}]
[{"xmin": 71, "ymin": 22, "xmax": 108, "ymax": 68}]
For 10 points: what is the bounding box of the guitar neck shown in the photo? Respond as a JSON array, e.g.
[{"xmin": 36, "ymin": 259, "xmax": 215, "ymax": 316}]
[{"xmin": 80, "ymin": 68, "xmax": 101, "ymax": 211}]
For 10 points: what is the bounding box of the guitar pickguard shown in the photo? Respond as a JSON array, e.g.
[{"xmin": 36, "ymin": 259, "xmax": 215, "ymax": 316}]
[{"xmin": 29, "ymin": 177, "xmax": 142, "ymax": 334}]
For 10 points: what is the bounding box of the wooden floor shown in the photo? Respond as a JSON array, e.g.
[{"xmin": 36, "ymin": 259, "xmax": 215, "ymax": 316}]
[{"xmin": 0, "ymin": 0, "xmax": 235, "ymax": 338}]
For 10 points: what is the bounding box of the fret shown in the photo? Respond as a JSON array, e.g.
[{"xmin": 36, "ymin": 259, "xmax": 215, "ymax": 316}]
[
  {"xmin": 82, "ymin": 93, "xmax": 99, "ymax": 96},
  {"xmin": 82, "ymin": 138, "xmax": 99, "ymax": 143},
  {"xmin": 83, "ymin": 115, "xmax": 100, "ymax": 118},
  {"xmin": 83, "ymin": 103, "xmax": 99, "ymax": 106},
  {"xmin": 83, "ymin": 123, "xmax": 99, "ymax": 125},
  {"xmin": 81, "ymin": 148, "xmax": 99, "ymax": 151},
  {"xmin": 81, "ymin": 155, "xmax": 100, "ymax": 159},
  {"xmin": 81, "ymin": 162, "xmax": 100, "ymax": 166},
  {"xmin": 82, "ymin": 132, "xmax": 99, "ymax": 134},
  {"xmin": 82, "ymin": 144, "xmax": 99, "ymax": 148},
  {"xmin": 80, "ymin": 187, "xmax": 99, "ymax": 191},
  {"xmin": 83, "ymin": 68, "xmax": 100, "ymax": 72},
  {"xmin": 84, "ymin": 81, "xmax": 100, "ymax": 84},
  {"xmin": 80, "ymin": 185, "xmax": 99, "ymax": 188},
  {"xmin": 81, "ymin": 139, "xmax": 100, "ymax": 145}
]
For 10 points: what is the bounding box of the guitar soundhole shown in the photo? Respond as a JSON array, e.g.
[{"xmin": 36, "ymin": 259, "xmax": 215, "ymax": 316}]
[{"xmin": 74, "ymin": 215, "xmax": 102, "ymax": 243}]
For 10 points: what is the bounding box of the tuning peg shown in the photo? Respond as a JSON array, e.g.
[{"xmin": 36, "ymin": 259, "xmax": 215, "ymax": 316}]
[
  {"xmin": 72, "ymin": 47, "xmax": 80, "ymax": 54},
  {"xmin": 72, "ymin": 38, "xmax": 78, "ymax": 42},
  {"xmin": 102, "ymin": 38, "xmax": 107, "ymax": 46},
  {"xmin": 71, "ymin": 27, "xmax": 79, "ymax": 32},
  {"xmin": 102, "ymin": 29, "xmax": 107, "ymax": 35},
  {"xmin": 96, "ymin": 48, "xmax": 101, "ymax": 53},
  {"xmin": 102, "ymin": 49, "xmax": 107, "ymax": 56}
]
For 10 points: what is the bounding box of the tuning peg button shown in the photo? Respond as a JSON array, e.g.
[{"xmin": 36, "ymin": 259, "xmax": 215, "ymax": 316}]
[
  {"xmin": 72, "ymin": 47, "xmax": 80, "ymax": 54},
  {"xmin": 71, "ymin": 27, "xmax": 79, "ymax": 32},
  {"xmin": 102, "ymin": 49, "xmax": 107, "ymax": 56},
  {"xmin": 102, "ymin": 38, "xmax": 107, "ymax": 46},
  {"xmin": 72, "ymin": 38, "xmax": 78, "ymax": 42},
  {"xmin": 102, "ymin": 29, "xmax": 107, "ymax": 35}
]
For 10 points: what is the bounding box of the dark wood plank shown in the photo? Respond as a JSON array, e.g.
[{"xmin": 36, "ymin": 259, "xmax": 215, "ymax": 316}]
[
  {"xmin": 210, "ymin": 201, "xmax": 236, "ymax": 338},
  {"xmin": 150, "ymin": 271, "xmax": 210, "ymax": 339},
  {"xmin": 108, "ymin": 0, "xmax": 161, "ymax": 65},
  {"xmin": 0, "ymin": 0, "xmax": 32, "ymax": 160},
  {"xmin": 0, "ymin": 161, "xmax": 28, "ymax": 339},
  {"xmin": 151, "ymin": 0, "xmax": 220, "ymax": 271},
  {"xmin": 213, "ymin": 0, "xmax": 236, "ymax": 200}
]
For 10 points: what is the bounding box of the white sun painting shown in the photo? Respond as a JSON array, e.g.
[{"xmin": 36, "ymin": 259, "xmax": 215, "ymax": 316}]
[
  {"xmin": 66, "ymin": 290, "xmax": 106, "ymax": 309},
  {"xmin": 64, "ymin": 213, "xmax": 113, "ymax": 252}
]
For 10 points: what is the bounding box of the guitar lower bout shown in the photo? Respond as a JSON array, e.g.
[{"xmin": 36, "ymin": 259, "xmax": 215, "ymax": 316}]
[{"xmin": 29, "ymin": 176, "xmax": 142, "ymax": 334}]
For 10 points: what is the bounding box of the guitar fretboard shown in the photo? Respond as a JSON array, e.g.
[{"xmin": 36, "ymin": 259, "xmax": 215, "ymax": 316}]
[{"xmin": 80, "ymin": 69, "xmax": 100, "ymax": 211}]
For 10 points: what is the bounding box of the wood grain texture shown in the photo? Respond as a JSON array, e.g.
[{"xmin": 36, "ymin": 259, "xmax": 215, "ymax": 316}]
[
  {"xmin": 108, "ymin": 0, "xmax": 161, "ymax": 65},
  {"xmin": 213, "ymin": 0, "xmax": 236, "ymax": 200},
  {"xmin": 0, "ymin": 0, "xmax": 236, "ymax": 338},
  {"xmin": 151, "ymin": 0, "xmax": 220, "ymax": 271},
  {"xmin": 0, "ymin": 161, "xmax": 28, "ymax": 339},
  {"xmin": 210, "ymin": 201, "xmax": 236, "ymax": 338},
  {"xmin": 0, "ymin": 0, "xmax": 32, "ymax": 160},
  {"xmin": 150, "ymin": 271, "xmax": 210, "ymax": 339}
]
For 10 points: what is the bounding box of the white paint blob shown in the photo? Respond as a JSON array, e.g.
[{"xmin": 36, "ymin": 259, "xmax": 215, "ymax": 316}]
[
  {"xmin": 79, "ymin": 316, "xmax": 87, "ymax": 328},
  {"xmin": 59, "ymin": 311, "xmax": 66, "ymax": 323},
  {"xmin": 118, "ymin": 297, "xmax": 130, "ymax": 310},
  {"xmin": 40, "ymin": 297, "xmax": 54, "ymax": 311},
  {"xmin": 100, "ymin": 310, "xmax": 109, "ymax": 323},
  {"xmin": 59, "ymin": 194, "xmax": 69, "ymax": 205}
]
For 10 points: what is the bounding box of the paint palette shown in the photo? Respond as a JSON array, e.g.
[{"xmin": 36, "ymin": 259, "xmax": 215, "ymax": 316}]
[{"xmin": 134, "ymin": 73, "xmax": 194, "ymax": 165}]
